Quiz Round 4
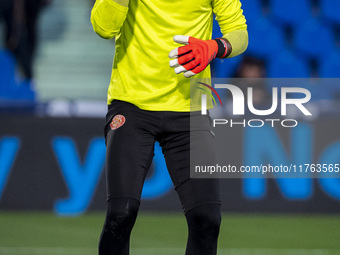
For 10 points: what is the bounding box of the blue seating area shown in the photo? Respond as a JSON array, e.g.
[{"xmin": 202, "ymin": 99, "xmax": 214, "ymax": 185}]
[
  {"xmin": 321, "ymin": 0, "xmax": 340, "ymax": 24},
  {"xmin": 0, "ymin": 49, "xmax": 35, "ymax": 110},
  {"xmin": 247, "ymin": 17, "xmax": 286, "ymax": 58},
  {"xmin": 295, "ymin": 18, "xmax": 334, "ymax": 58},
  {"xmin": 239, "ymin": 0, "xmax": 263, "ymax": 23},
  {"xmin": 320, "ymin": 51, "xmax": 340, "ymax": 78},
  {"xmin": 267, "ymin": 50, "xmax": 310, "ymax": 78},
  {"xmin": 271, "ymin": 0, "xmax": 312, "ymax": 26},
  {"xmin": 213, "ymin": 0, "xmax": 340, "ymax": 82}
]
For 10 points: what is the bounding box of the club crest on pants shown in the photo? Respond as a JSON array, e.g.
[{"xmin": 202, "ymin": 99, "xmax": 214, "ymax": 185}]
[{"xmin": 110, "ymin": 115, "xmax": 126, "ymax": 130}]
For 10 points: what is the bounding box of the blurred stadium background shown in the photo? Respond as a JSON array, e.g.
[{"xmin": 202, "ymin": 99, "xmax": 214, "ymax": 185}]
[{"xmin": 1, "ymin": 0, "xmax": 340, "ymax": 254}]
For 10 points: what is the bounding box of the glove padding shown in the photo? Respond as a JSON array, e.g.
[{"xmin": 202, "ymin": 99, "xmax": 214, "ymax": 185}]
[{"xmin": 169, "ymin": 35, "xmax": 219, "ymax": 78}]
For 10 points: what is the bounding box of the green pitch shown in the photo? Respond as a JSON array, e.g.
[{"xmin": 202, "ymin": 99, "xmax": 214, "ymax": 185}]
[{"xmin": 0, "ymin": 212, "xmax": 339, "ymax": 255}]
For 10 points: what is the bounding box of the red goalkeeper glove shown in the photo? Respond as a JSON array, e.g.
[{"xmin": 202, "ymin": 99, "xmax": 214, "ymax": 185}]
[{"xmin": 169, "ymin": 35, "xmax": 229, "ymax": 78}]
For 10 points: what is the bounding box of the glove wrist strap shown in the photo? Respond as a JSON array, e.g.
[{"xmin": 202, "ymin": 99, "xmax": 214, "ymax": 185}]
[{"xmin": 214, "ymin": 38, "xmax": 229, "ymax": 58}]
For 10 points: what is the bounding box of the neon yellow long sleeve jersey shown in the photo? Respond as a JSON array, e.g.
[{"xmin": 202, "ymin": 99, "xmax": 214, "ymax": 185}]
[{"xmin": 91, "ymin": 0, "xmax": 248, "ymax": 111}]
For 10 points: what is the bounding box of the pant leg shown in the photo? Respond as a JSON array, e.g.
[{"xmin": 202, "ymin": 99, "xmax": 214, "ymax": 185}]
[
  {"xmin": 160, "ymin": 112, "xmax": 221, "ymax": 213},
  {"xmin": 104, "ymin": 100, "xmax": 158, "ymax": 201},
  {"xmin": 99, "ymin": 100, "xmax": 159, "ymax": 255},
  {"xmin": 160, "ymin": 111, "xmax": 221, "ymax": 255}
]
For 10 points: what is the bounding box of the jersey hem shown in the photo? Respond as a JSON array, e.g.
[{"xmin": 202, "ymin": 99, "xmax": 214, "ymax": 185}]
[{"xmin": 107, "ymin": 99, "xmax": 208, "ymax": 112}]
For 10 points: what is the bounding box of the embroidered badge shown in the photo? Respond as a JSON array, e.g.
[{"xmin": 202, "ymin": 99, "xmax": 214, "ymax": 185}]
[{"xmin": 110, "ymin": 115, "xmax": 126, "ymax": 130}]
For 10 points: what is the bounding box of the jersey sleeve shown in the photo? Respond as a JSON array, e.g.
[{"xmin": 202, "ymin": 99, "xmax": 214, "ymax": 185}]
[
  {"xmin": 91, "ymin": 0, "xmax": 129, "ymax": 39},
  {"xmin": 212, "ymin": 0, "xmax": 248, "ymax": 58}
]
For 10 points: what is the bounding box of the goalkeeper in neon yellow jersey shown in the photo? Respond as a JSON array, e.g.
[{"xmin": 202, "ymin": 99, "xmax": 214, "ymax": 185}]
[{"xmin": 91, "ymin": 0, "xmax": 248, "ymax": 254}]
